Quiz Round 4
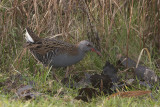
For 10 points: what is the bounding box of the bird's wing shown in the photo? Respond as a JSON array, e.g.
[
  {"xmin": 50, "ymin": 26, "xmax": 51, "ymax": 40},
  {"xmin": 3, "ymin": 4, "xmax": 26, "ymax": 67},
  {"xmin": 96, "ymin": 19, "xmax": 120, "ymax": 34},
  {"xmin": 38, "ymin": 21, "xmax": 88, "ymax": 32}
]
[{"xmin": 26, "ymin": 38, "xmax": 78, "ymax": 56}]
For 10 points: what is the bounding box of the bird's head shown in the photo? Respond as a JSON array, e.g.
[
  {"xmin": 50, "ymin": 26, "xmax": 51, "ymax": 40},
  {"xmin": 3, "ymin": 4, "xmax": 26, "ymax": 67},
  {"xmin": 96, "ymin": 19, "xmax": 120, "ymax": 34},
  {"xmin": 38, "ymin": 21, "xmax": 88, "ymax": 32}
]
[{"xmin": 78, "ymin": 40, "xmax": 102, "ymax": 56}]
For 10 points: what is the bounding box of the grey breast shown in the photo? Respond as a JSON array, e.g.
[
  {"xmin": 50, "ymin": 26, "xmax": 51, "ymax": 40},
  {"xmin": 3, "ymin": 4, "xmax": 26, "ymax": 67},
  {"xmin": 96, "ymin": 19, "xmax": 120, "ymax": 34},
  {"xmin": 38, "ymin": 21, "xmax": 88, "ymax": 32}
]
[{"xmin": 49, "ymin": 49, "xmax": 85, "ymax": 68}]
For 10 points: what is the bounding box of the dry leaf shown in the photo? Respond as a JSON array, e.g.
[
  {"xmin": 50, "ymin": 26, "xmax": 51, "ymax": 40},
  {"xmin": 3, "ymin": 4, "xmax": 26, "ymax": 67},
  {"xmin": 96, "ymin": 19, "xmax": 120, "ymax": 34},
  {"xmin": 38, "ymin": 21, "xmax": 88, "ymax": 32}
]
[{"xmin": 108, "ymin": 90, "xmax": 151, "ymax": 99}]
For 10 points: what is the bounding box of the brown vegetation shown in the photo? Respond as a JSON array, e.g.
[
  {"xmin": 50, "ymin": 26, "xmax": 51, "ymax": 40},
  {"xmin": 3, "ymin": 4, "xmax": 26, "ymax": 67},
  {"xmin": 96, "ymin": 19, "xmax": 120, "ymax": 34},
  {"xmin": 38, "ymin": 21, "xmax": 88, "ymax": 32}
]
[{"xmin": 0, "ymin": 0, "xmax": 160, "ymax": 72}]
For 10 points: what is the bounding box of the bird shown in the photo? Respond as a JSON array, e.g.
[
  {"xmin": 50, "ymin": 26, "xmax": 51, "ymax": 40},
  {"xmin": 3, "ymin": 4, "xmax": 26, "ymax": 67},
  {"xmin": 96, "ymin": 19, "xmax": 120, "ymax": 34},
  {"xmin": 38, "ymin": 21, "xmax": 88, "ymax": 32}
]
[{"xmin": 24, "ymin": 27, "xmax": 101, "ymax": 69}]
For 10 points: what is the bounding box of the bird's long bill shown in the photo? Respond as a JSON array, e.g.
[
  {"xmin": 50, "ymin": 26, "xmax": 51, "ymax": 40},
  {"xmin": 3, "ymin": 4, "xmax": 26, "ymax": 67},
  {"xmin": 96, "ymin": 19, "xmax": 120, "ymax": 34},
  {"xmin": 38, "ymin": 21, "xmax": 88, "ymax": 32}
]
[{"xmin": 91, "ymin": 48, "xmax": 102, "ymax": 56}]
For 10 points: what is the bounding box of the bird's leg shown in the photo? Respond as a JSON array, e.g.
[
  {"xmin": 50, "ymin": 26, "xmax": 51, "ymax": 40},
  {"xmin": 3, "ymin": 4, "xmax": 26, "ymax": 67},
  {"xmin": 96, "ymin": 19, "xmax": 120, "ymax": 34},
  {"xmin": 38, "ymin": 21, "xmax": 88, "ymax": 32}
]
[
  {"xmin": 65, "ymin": 67, "xmax": 70, "ymax": 78},
  {"xmin": 52, "ymin": 68, "xmax": 60, "ymax": 82}
]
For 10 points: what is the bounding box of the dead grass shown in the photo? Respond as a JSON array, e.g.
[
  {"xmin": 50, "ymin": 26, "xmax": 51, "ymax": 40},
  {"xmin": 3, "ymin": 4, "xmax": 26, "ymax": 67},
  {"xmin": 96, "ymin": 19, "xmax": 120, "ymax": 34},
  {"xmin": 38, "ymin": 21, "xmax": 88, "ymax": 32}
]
[{"xmin": 0, "ymin": 0, "xmax": 160, "ymax": 106}]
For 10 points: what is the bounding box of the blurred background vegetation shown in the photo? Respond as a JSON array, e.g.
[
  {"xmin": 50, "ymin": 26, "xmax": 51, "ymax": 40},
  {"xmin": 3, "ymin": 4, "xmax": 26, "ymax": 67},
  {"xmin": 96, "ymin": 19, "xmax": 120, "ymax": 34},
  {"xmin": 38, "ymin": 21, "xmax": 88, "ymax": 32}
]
[
  {"xmin": 0, "ymin": 0, "xmax": 160, "ymax": 73},
  {"xmin": 0, "ymin": 0, "xmax": 160, "ymax": 106},
  {"xmin": 0, "ymin": 0, "xmax": 159, "ymax": 80}
]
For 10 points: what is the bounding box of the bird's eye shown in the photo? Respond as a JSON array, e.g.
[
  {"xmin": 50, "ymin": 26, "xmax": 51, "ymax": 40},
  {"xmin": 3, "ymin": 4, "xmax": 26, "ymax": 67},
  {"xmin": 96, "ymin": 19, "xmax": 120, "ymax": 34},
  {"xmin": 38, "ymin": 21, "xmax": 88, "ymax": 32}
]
[{"xmin": 87, "ymin": 44, "xmax": 91, "ymax": 47}]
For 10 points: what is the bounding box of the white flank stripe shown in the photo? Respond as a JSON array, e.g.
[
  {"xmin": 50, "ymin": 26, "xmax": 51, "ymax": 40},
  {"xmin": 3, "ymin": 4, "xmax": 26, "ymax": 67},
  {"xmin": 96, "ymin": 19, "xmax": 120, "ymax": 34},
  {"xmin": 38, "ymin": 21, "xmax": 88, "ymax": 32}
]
[{"xmin": 25, "ymin": 29, "xmax": 34, "ymax": 43}]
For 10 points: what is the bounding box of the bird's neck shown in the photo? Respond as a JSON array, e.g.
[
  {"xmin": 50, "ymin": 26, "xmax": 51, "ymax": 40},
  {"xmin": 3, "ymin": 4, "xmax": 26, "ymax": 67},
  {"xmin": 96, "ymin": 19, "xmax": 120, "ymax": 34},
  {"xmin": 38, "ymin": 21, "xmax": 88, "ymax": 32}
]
[
  {"xmin": 76, "ymin": 47, "xmax": 86, "ymax": 59},
  {"xmin": 71, "ymin": 44, "xmax": 87, "ymax": 63}
]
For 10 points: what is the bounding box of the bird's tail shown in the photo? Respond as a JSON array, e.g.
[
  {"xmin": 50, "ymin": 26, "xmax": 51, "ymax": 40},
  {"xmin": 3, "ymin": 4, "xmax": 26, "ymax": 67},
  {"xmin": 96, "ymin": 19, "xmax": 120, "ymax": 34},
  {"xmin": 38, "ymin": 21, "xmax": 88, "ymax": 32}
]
[{"xmin": 24, "ymin": 27, "xmax": 41, "ymax": 43}]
